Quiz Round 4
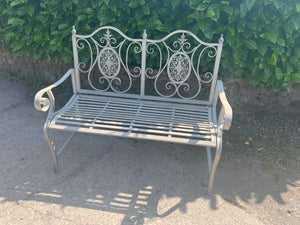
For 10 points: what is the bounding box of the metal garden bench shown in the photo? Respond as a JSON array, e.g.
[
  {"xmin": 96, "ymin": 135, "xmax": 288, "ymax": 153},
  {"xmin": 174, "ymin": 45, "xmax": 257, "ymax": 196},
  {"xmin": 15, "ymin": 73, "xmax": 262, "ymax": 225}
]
[{"xmin": 34, "ymin": 26, "xmax": 232, "ymax": 192}]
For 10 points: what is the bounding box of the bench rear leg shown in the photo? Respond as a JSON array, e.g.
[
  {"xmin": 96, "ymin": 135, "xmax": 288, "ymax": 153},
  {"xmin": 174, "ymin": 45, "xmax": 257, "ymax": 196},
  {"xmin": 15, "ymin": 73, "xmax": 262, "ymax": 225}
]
[
  {"xmin": 44, "ymin": 123, "xmax": 58, "ymax": 173},
  {"xmin": 208, "ymin": 133, "xmax": 223, "ymax": 192}
]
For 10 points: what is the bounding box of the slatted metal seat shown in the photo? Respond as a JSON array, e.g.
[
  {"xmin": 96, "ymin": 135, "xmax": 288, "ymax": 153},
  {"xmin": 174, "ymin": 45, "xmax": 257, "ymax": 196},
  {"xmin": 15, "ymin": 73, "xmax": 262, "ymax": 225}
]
[
  {"xmin": 50, "ymin": 95, "xmax": 216, "ymax": 147},
  {"xmin": 34, "ymin": 26, "xmax": 232, "ymax": 192}
]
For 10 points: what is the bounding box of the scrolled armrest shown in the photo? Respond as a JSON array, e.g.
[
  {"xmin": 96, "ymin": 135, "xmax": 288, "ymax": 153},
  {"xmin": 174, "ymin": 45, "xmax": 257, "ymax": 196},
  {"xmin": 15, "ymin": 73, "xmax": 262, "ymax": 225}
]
[
  {"xmin": 217, "ymin": 80, "xmax": 233, "ymax": 130},
  {"xmin": 34, "ymin": 68, "xmax": 74, "ymax": 112}
]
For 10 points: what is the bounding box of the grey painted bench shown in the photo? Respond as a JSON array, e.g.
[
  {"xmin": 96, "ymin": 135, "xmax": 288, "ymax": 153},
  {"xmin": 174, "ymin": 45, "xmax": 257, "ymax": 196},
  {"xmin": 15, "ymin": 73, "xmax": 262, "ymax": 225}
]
[{"xmin": 34, "ymin": 26, "xmax": 232, "ymax": 192}]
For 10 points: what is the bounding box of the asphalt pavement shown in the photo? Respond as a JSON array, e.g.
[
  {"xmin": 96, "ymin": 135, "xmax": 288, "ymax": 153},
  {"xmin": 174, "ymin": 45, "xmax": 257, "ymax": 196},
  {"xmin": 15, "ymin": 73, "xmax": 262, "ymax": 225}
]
[{"xmin": 0, "ymin": 73, "xmax": 264, "ymax": 225}]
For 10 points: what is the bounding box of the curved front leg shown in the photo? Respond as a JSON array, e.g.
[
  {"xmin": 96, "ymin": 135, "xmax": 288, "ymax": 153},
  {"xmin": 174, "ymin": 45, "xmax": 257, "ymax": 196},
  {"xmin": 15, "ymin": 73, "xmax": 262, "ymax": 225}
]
[
  {"xmin": 43, "ymin": 121, "xmax": 58, "ymax": 173},
  {"xmin": 208, "ymin": 130, "xmax": 223, "ymax": 193}
]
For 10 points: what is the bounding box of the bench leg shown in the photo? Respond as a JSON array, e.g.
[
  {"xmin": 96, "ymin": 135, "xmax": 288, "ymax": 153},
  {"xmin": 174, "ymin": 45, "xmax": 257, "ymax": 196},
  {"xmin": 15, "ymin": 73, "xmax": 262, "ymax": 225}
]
[
  {"xmin": 206, "ymin": 147, "xmax": 212, "ymax": 173},
  {"xmin": 44, "ymin": 123, "xmax": 58, "ymax": 173},
  {"xmin": 208, "ymin": 132, "xmax": 223, "ymax": 193}
]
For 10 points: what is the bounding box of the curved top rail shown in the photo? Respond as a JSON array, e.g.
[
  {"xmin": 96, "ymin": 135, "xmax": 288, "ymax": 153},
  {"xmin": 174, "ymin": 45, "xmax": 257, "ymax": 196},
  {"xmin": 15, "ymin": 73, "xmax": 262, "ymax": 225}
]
[
  {"xmin": 73, "ymin": 26, "xmax": 222, "ymax": 46},
  {"xmin": 147, "ymin": 30, "xmax": 220, "ymax": 46},
  {"xmin": 74, "ymin": 26, "xmax": 143, "ymax": 42}
]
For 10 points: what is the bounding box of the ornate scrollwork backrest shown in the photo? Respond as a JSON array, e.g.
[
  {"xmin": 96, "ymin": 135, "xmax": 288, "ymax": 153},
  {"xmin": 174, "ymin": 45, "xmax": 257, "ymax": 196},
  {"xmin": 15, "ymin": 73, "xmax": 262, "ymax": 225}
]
[
  {"xmin": 144, "ymin": 31, "xmax": 223, "ymax": 101},
  {"xmin": 72, "ymin": 26, "xmax": 223, "ymax": 102},
  {"xmin": 72, "ymin": 26, "xmax": 143, "ymax": 94}
]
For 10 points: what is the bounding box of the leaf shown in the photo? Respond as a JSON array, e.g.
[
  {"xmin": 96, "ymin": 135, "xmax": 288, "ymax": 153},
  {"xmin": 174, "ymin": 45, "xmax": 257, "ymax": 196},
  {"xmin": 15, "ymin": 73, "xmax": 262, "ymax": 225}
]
[
  {"xmin": 273, "ymin": 1, "xmax": 284, "ymax": 10},
  {"xmin": 267, "ymin": 53, "xmax": 278, "ymax": 66},
  {"xmin": 287, "ymin": 18, "xmax": 299, "ymax": 31},
  {"xmin": 276, "ymin": 38, "xmax": 285, "ymax": 46},
  {"xmin": 275, "ymin": 67, "xmax": 282, "ymax": 80},
  {"xmin": 58, "ymin": 24, "xmax": 68, "ymax": 30},
  {"xmin": 228, "ymin": 27, "xmax": 235, "ymax": 36},
  {"xmin": 26, "ymin": 5, "xmax": 35, "ymax": 16},
  {"xmin": 290, "ymin": 73, "xmax": 300, "ymax": 82},
  {"xmin": 260, "ymin": 33, "xmax": 277, "ymax": 43},
  {"xmin": 17, "ymin": 6, "xmax": 27, "ymax": 16},
  {"xmin": 196, "ymin": 4, "xmax": 208, "ymax": 11},
  {"xmin": 244, "ymin": 39, "xmax": 257, "ymax": 49},
  {"xmin": 171, "ymin": 0, "xmax": 181, "ymax": 8},
  {"xmin": 152, "ymin": 19, "xmax": 162, "ymax": 26},
  {"xmin": 264, "ymin": 65, "xmax": 273, "ymax": 78},
  {"xmin": 203, "ymin": 27, "xmax": 214, "ymax": 39},
  {"xmin": 286, "ymin": 64, "xmax": 293, "ymax": 74},
  {"xmin": 157, "ymin": 24, "xmax": 171, "ymax": 32},
  {"xmin": 78, "ymin": 14, "xmax": 87, "ymax": 21},
  {"xmin": 233, "ymin": 48, "xmax": 242, "ymax": 61},
  {"xmin": 198, "ymin": 20, "xmax": 208, "ymax": 31},
  {"xmin": 111, "ymin": 5, "xmax": 117, "ymax": 13},
  {"xmin": 245, "ymin": 0, "xmax": 256, "ymax": 10},
  {"xmin": 8, "ymin": 18, "xmax": 25, "ymax": 26},
  {"xmin": 142, "ymin": 5, "xmax": 150, "ymax": 15},
  {"xmin": 190, "ymin": 0, "xmax": 199, "ymax": 6},
  {"xmin": 129, "ymin": 0, "xmax": 139, "ymax": 8},
  {"xmin": 240, "ymin": 3, "xmax": 247, "ymax": 18},
  {"xmin": 223, "ymin": 5, "xmax": 233, "ymax": 15},
  {"xmin": 296, "ymin": 3, "xmax": 300, "ymax": 12},
  {"xmin": 257, "ymin": 39, "xmax": 267, "ymax": 55},
  {"xmin": 34, "ymin": 34, "xmax": 43, "ymax": 41},
  {"xmin": 24, "ymin": 24, "xmax": 32, "ymax": 34},
  {"xmin": 266, "ymin": 33, "xmax": 277, "ymax": 43},
  {"xmin": 207, "ymin": 4, "xmax": 220, "ymax": 22},
  {"xmin": 39, "ymin": 3, "xmax": 47, "ymax": 8},
  {"xmin": 259, "ymin": 61, "xmax": 265, "ymax": 69},
  {"xmin": 283, "ymin": 81, "xmax": 291, "ymax": 91},
  {"xmin": 12, "ymin": 41, "xmax": 24, "ymax": 51},
  {"xmin": 10, "ymin": 0, "xmax": 25, "ymax": 7},
  {"xmin": 138, "ymin": 0, "xmax": 145, "ymax": 5},
  {"xmin": 86, "ymin": 7, "xmax": 93, "ymax": 14},
  {"xmin": 290, "ymin": 56, "xmax": 300, "ymax": 66},
  {"xmin": 206, "ymin": 10, "xmax": 215, "ymax": 18}
]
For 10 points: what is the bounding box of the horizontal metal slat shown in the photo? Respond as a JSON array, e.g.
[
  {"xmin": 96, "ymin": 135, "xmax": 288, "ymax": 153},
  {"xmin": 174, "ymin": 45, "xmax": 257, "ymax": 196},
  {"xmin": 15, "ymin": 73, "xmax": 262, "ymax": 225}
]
[
  {"xmin": 74, "ymin": 101, "xmax": 209, "ymax": 116},
  {"xmin": 77, "ymin": 95, "xmax": 209, "ymax": 111},
  {"xmin": 57, "ymin": 115, "xmax": 213, "ymax": 132},
  {"xmin": 49, "ymin": 123, "xmax": 216, "ymax": 147},
  {"xmin": 51, "ymin": 94, "xmax": 217, "ymax": 147},
  {"xmin": 53, "ymin": 119, "xmax": 213, "ymax": 140},
  {"xmin": 56, "ymin": 116, "xmax": 213, "ymax": 134}
]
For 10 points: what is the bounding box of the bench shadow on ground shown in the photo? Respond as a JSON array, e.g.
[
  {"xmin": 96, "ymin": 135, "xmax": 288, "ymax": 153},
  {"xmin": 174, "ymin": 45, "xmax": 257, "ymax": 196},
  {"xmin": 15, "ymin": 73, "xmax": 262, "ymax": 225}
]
[{"xmin": 1, "ymin": 117, "xmax": 299, "ymax": 224}]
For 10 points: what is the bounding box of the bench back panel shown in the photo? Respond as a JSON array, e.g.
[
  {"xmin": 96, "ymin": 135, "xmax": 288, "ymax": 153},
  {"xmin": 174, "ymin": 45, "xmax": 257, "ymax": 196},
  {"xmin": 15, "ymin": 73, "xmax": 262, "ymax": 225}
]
[{"xmin": 72, "ymin": 26, "xmax": 223, "ymax": 105}]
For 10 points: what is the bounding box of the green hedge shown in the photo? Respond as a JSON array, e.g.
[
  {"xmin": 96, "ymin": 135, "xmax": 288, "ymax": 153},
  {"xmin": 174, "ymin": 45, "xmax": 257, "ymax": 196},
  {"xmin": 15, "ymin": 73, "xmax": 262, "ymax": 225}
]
[{"xmin": 0, "ymin": 0, "xmax": 300, "ymax": 90}]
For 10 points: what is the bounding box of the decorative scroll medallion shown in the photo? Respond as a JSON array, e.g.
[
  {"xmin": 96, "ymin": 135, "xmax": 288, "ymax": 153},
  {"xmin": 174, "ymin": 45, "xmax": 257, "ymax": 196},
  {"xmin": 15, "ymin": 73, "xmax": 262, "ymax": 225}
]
[
  {"xmin": 167, "ymin": 53, "xmax": 191, "ymax": 84},
  {"xmin": 98, "ymin": 47, "xmax": 120, "ymax": 78}
]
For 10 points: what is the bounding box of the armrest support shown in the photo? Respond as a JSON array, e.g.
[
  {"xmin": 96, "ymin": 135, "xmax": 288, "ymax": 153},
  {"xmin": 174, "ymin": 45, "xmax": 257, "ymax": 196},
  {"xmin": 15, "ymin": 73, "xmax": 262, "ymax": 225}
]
[
  {"xmin": 217, "ymin": 80, "xmax": 233, "ymax": 130},
  {"xmin": 34, "ymin": 68, "xmax": 74, "ymax": 113}
]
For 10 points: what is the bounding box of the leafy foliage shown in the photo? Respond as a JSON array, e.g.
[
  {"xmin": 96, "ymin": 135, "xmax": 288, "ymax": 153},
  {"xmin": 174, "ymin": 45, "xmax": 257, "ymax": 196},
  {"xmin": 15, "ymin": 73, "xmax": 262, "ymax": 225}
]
[{"xmin": 0, "ymin": 0, "xmax": 299, "ymax": 90}]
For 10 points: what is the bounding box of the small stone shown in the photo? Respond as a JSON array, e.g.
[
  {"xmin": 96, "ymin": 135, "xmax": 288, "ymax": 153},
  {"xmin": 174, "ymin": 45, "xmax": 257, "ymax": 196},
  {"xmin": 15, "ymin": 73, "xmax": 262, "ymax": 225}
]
[{"xmin": 245, "ymin": 141, "xmax": 250, "ymax": 145}]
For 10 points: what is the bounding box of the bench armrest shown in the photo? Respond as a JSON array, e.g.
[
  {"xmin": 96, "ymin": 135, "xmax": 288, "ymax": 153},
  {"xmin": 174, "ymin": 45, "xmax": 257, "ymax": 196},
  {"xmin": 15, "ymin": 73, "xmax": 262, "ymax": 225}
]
[
  {"xmin": 34, "ymin": 68, "xmax": 74, "ymax": 113},
  {"xmin": 217, "ymin": 80, "xmax": 232, "ymax": 130}
]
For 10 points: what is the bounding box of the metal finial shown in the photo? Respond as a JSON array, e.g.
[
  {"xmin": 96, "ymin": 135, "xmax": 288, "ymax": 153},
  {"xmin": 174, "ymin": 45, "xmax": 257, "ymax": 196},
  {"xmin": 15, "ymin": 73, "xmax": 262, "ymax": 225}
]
[
  {"xmin": 143, "ymin": 30, "xmax": 147, "ymax": 39},
  {"xmin": 71, "ymin": 25, "xmax": 76, "ymax": 34},
  {"xmin": 179, "ymin": 33, "xmax": 187, "ymax": 43},
  {"xmin": 219, "ymin": 34, "xmax": 224, "ymax": 43}
]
